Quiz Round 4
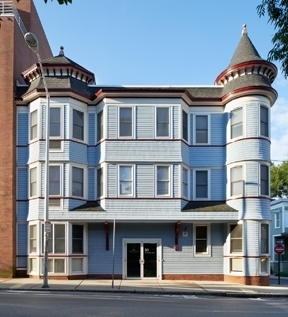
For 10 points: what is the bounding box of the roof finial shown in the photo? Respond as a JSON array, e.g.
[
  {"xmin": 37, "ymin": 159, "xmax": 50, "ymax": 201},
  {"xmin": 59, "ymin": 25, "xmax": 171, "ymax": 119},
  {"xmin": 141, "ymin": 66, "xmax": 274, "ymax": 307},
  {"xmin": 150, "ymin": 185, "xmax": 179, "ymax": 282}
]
[
  {"xmin": 242, "ymin": 24, "xmax": 248, "ymax": 36},
  {"xmin": 59, "ymin": 46, "xmax": 64, "ymax": 56}
]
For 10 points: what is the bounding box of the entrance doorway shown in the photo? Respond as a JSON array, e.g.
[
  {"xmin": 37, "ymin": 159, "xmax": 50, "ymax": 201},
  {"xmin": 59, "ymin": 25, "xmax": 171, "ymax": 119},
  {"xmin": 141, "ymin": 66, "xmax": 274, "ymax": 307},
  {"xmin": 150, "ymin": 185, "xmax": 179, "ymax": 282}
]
[{"xmin": 123, "ymin": 239, "xmax": 162, "ymax": 279}]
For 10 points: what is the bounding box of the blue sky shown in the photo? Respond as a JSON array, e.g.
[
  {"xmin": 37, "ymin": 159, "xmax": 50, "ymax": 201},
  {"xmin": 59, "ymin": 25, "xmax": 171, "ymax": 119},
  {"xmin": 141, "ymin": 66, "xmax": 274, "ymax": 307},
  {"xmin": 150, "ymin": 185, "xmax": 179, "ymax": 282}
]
[{"xmin": 34, "ymin": 0, "xmax": 288, "ymax": 162}]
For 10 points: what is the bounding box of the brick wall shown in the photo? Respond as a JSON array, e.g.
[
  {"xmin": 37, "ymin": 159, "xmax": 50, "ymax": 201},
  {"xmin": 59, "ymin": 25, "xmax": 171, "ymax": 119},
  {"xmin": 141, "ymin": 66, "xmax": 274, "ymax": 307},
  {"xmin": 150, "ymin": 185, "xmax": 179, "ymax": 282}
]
[{"xmin": 0, "ymin": 0, "xmax": 52, "ymax": 277}]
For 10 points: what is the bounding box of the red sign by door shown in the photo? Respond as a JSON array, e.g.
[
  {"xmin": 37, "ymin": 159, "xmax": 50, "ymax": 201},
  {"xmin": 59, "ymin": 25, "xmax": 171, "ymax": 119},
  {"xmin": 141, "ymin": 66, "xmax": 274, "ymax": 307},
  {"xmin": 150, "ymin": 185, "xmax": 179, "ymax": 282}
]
[{"xmin": 274, "ymin": 244, "xmax": 285, "ymax": 255}]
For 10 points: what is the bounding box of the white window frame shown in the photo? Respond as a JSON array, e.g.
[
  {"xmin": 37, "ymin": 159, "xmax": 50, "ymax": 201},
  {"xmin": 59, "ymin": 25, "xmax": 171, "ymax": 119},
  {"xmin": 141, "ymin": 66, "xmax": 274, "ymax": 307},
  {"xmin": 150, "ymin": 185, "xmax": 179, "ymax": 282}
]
[
  {"xmin": 275, "ymin": 212, "xmax": 280, "ymax": 229},
  {"xmin": 194, "ymin": 114, "xmax": 210, "ymax": 144},
  {"xmin": 260, "ymin": 223, "xmax": 269, "ymax": 255},
  {"xmin": 97, "ymin": 166, "xmax": 103, "ymax": 198},
  {"xmin": 49, "ymin": 164, "xmax": 62, "ymax": 208},
  {"xmin": 260, "ymin": 164, "xmax": 269, "ymax": 196},
  {"xmin": 231, "ymin": 107, "xmax": 243, "ymax": 139},
  {"xmin": 30, "ymin": 109, "xmax": 38, "ymax": 141},
  {"xmin": 49, "ymin": 106, "xmax": 63, "ymax": 151},
  {"xmin": 118, "ymin": 165, "xmax": 134, "ymax": 197},
  {"xmin": 182, "ymin": 166, "xmax": 189, "ymax": 199},
  {"xmin": 29, "ymin": 223, "xmax": 38, "ymax": 254},
  {"xmin": 155, "ymin": 165, "xmax": 171, "ymax": 197},
  {"xmin": 193, "ymin": 169, "xmax": 210, "ymax": 200},
  {"xmin": 29, "ymin": 165, "xmax": 38, "ymax": 198},
  {"xmin": 118, "ymin": 107, "xmax": 133, "ymax": 138},
  {"xmin": 155, "ymin": 107, "xmax": 170, "ymax": 138},
  {"xmin": 230, "ymin": 165, "xmax": 243, "ymax": 197},
  {"xmin": 41, "ymin": 222, "xmax": 66, "ymax": 255},
  {"xmin": 71, "ymin": 106, "xmax": 86, "ymax": 142},
  {"xmin": 260, "ymin": 105, "xmax": 269, "ymax": 138},
  {"xmin": 193, "ymin": 224, "xmax": 211, "ymax": 257},
  {"xmin": 229, "ymin": 223, "xmax": 243, "ymax": 254}
]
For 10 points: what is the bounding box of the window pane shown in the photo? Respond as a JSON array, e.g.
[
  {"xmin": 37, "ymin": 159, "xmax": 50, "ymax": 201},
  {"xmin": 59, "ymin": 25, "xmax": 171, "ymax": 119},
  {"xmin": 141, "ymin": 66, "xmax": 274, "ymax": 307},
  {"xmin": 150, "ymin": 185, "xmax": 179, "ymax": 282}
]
[
  {"xmin": 72, "ymin": 225, "xmax": 83, "ymax": 253},
  {"xmin": 120, "ymin": 108, "xmax": 132, "ymax": 137},
  {"xmin": 261, "ymin": 258, "xmax": 269, "ymax": 273},
  {"xmin": 230, "ymin": 258, "xmax": 242, "ymax": 272},
  {"xmin": 195, "ymin": 226, "xmax": 207, "ymax": 253},
  {"xmin": 97, "ymin": 168, "xmax": 103, "ymax": 197},
  {"xmin": 97, "ymin": 110, "xmax": 103, "ymax": 141},
  {"xmin": 182, "ymin": 110, "xmax": 188, "ymax": 141},
  {"xmin": 30, "ymin": 167, "xmax": 37, "ymax": 197},
  {"xmin": 196, "ymin": 226, "xmax": 207, "ymax": 239},
  {"xmin": 120, "ymin": 166, "xmax": 132, "ymax": 180},
  {"xmin": 196, "ymin": 171, "xmax": 207, "ymax": 198},
  {"xmin": 50, "ymin": 108, "xmax": 61, "ymax": 137},
  {"xmin": 260, "ymin": 106, "xmax": 268, "ymax": 137},
  {"xmin": 73, "ymin": 110, "xmax": 84, "ymax": 140},
  {"xmin": 29, "ymin": 225, "xmax": 37, "ymax": 253},
  {"xmin": 261, "ymin": 165, "xmax": 269, "ymax": 195},
  {"xmin": 261, "ymin": 224, "xmax": 269, "ymax": 254},
  {"xmin": 157, "ymin": 166, "xmax": 169, "ymax": 180},
  {"xmin": 196, "ymin": 115, "xmax": 208, "ymax": 143},
  {"xmin": 182, "ymin": 167, "xmax": 188, "ymax": 198},
  {"xmin": 231, "ymin": 108, "xmax": 243, "ymax": 138},
  {"xmin": 120, "ymin": 166, "xmax": 132, "ymax": 195},
  {"xmin": 72, "ymin": 167, "xmax": 83, "ymax": 197},
  {"xmin": 49, "ymin": 166, "xmax": 60, "ymax": 195},
  {"xmin": 72, "ymin": 258, "xmax": 83, "ymax": 272},
  {"xmin": 30, "ymin": 110, "xmax": 37, "ymax": 140},
  {"xmin": 157, "ymin": 108, "xmax": 169, "ymax": 137},
  {"xmin": 231, "ymin": 166, "xmax": 243, "ymax": 196},
  {"xmin": 230, "ymin": 224, "xmax": 242, "ymax": 253},
  {"xmin": 54, "ymin": 224, "xmax": 65, "ymax": 253},
  {"xmin": 54, "ymin": 259, "xmax": 65, "ymax": 273}
]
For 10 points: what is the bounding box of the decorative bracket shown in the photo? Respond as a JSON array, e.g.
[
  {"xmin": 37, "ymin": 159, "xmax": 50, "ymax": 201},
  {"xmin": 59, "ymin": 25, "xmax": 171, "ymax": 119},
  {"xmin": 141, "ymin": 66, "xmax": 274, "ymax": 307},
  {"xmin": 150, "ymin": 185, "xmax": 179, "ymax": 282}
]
[{"xmin": 174, "ymin": 221, "xmax": 181, "ymax": 251}]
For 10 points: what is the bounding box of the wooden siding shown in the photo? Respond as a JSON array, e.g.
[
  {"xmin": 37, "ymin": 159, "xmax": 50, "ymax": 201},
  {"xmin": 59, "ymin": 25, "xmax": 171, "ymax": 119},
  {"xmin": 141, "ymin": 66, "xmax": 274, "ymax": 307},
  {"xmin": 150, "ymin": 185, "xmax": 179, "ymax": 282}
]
[
  {"xmin": 105, "ymin": 141, "xmax": 182, "ymax": 162},
  {"xmin": 173, "ymin": 106, "xmax": 179, "ymax": 139},
  {"xmin": 87, "ymin": 222, "xmax": 224, "ymax": 275},
  {"xmin": 211, "ymin": 168, "xmax": 226, "ymax": 200},
  {"xmin": 136, "ymin": 106, "xmax": 154, "ymax": 139},
  {"xmin": 211, "ymin": 113, "xmax": 227, "ymax": 145},
  {"xmin": 107, "ymin": 106, "xmax": 117, "ymax": 139},
  {"xmin": 88, "ymin": 113, "xmax": 95, "ymax": 145},
  {"xmin": 246, "ymin": 103, "xmax": 259, "ymax": 137},
  {"xmin": 190, "ymin": 147, "xmax": 225, "ymax": 166},
  {"xmin": 88, "ymin": 168, "xmax": 95, "ymax": 200},
  {"xmin": 17, "ymin": 202, "xmax": 28, "ymax": 221},
  {"xmin": 228, "ymin": 198, "xmax": 271, "ymax": 220},
  {"xmin": 136, "ymin": 164, "xmax": 154, "ymax": 198},
  {"xmin": 17, "ymin": 167, "xmax": 28, "ymax": 200},
  {"xmin": 17, "ymin": 223, "xmax": 27, "ymax": 256},
  {"xmin": 69, "ymin": 142, "xmax": 88, "ymax": 164},
  {"xmin": 107, "ymin": 164, "xmax": 117, "ymax": 197},
  {"xmin": 245, "ymin": 162, "xmax": 260, "ymax": 196},
  {"xmin": 226, "ymin": 139, "xmax": 270, "ymax": 164},
  {"xmin": 17, "ymin": 113, "xmax": 28, "ymax": 146},
  {"xmin": 245, "ymin": 220, "xmax": 260, "ymax": 276}
]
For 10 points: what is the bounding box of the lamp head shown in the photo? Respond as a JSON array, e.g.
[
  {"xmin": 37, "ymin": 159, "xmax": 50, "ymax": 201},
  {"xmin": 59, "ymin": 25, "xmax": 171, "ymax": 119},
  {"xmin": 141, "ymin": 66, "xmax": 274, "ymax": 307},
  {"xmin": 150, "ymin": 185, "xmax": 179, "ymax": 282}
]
[{"xmin": 24, "ymin": 32, "xmax": 39, "ymax": 54}]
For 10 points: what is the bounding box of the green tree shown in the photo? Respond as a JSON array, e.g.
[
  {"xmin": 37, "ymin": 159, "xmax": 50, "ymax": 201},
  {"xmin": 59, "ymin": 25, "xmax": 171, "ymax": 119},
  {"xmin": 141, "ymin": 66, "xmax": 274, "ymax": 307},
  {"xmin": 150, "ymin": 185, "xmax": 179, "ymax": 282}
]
[
  {"xmin": 257, "ymin": 0, "xmax": 288, "ymax": 78},
  {"xmin": 271, "ymin": 161, "xmax": 288, "ymax": 198},
  {"xmin": 16, "ymin": 0, "xmax": 72, "ymax": 4}
]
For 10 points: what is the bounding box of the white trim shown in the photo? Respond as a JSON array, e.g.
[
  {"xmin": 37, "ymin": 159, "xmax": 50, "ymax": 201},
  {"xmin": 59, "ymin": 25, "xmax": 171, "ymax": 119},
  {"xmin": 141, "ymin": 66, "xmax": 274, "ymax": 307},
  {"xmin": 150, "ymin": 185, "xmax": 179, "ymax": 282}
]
[
  {"xmin": 193, "ymin": 113, "xmax": 210, "ymax": 145},
  {"xmin": 155, "ymin": 165, "xmax": 171, "ymax": 197},
  {"xmin": 155, "ymin": 106, "xmax": 171, "ymax": 139},
  {"xmin": 193, "ymin": 169, "xmax": 210, "ymax": 200},
  {"xmin": 118, "ymin": 106, "xmax": 134, "ymax": 139},
  {"xmin": 118, "ymin": 164, "xmax": 134, "ymax": 197}
]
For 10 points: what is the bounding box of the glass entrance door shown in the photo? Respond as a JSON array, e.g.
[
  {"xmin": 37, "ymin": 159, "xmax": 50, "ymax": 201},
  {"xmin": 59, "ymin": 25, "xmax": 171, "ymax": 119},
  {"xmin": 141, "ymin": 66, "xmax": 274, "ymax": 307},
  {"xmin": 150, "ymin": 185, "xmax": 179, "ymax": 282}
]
[{"xmin": 124, "ymin": 239, "xmax": 161, "ymax": 279}]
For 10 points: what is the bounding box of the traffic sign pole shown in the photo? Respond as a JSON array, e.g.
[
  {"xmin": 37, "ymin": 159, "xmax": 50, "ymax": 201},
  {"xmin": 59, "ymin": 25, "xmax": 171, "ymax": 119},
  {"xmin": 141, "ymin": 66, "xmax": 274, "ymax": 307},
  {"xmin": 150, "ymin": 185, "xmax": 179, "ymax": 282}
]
[{"xmin": 274, "ymin": 243, "xmax": 285, "ymax": 285}]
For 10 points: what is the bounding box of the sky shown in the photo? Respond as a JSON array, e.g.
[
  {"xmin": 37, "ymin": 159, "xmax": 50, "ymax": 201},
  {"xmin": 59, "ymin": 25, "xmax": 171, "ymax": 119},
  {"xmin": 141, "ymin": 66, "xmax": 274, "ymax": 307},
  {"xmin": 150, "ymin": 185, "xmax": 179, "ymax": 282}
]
[{"xmin": 33, "ymin": 0, "xmax": 288, "ymax": 163}]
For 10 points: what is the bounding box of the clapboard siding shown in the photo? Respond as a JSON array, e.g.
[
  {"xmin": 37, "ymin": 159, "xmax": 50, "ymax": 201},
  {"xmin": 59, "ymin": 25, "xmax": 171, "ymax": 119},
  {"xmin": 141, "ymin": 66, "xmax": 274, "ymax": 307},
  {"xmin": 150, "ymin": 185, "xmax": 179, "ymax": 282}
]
[
  {"xmin": 17, "ymin": 112, "xmax": 28, "ymax": 146},
  {"xmin": 136, "ymin": 106, "xmax": 154, "ymax": 139},
  {"xmin": 17, "ymin": 223, "xmax": 28, "ymax": 256},
  {"xmin": 17, "ymin": 168, "xmax": 28, "ymax": 200}
]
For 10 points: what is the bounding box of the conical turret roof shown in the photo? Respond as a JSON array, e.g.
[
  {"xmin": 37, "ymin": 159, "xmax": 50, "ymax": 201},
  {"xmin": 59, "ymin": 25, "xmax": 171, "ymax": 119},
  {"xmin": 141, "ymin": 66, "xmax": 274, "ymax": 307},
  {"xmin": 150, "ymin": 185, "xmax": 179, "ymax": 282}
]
[{"xmin": 228, "ymin": 25, "xmax": 263, "ymax": 68}]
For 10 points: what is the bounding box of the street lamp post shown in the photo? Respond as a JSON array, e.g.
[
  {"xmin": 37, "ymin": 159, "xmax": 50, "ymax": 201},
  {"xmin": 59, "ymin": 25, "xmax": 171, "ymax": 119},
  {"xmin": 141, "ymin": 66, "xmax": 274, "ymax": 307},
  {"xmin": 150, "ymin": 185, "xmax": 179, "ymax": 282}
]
[{"xmin": 24, "ymin": 32, "xmax": 50, "ymax": 288}]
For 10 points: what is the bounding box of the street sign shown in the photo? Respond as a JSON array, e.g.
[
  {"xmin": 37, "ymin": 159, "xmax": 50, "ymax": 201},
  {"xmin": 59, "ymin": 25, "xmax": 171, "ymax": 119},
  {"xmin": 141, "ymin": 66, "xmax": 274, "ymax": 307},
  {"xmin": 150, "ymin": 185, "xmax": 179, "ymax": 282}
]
[
  {"xmin": 44, "ymin": 221, "xmax": 51, "ymax": 233},
  {"xmin": 274, "ymin": 244, "xmax": 285, "ymax": 255}
]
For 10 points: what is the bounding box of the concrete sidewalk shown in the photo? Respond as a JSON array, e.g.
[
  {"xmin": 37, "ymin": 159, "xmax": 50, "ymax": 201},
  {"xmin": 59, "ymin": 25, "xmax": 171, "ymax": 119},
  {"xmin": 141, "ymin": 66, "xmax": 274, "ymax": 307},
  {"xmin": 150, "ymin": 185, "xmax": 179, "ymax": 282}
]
[{"xmin": 0, "ymin": 277, "xmax": 287, "ymax": 298}]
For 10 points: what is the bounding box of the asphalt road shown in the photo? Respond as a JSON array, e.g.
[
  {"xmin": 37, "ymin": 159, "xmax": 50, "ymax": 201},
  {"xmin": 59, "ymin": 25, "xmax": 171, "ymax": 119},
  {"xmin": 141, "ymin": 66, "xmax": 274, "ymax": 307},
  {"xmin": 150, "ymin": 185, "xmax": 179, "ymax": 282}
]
[{"xmin": 0, "ymin": 291, "xmax": 287, "ymax": 317}]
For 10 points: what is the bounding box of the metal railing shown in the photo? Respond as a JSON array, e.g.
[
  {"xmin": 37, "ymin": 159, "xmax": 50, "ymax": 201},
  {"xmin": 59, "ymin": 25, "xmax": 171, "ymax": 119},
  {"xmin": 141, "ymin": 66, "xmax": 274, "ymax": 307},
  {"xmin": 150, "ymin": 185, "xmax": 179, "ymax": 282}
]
[{"xmin": 0, "ymin": 1, "xmax": 27, "ymax": 35}]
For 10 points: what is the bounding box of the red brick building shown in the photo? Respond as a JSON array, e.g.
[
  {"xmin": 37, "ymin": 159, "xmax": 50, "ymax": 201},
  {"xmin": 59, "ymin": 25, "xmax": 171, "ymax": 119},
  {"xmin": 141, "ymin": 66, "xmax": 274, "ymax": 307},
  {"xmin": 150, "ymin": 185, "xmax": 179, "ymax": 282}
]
[{"xmin": 0, "ymin": 0, "xmax": 51, "ymax": 277}]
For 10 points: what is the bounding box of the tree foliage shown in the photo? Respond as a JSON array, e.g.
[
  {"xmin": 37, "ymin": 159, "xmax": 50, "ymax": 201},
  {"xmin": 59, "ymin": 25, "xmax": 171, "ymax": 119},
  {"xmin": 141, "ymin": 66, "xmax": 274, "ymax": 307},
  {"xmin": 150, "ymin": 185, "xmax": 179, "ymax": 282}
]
[
  {"xmin": 16, "ymin": 0, "xmax": 72, "ymax": 4},
  {"xmin": 257, "ymin": 0, "xmax": 288, "ymax": 78},
  {"xmin": 271, "ymin": 161, "xmax": 288, "ymax": 198}
]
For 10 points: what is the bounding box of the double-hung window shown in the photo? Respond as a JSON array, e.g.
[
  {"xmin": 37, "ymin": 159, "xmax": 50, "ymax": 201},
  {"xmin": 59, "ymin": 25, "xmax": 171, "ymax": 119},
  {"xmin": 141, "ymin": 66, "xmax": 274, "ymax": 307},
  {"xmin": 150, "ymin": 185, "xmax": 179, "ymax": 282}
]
[
  {"xmin": 29, "ymin": 225, "xmax": 37, "ymax": 253},
  {"xmin": 119, "ymin": 107, "xmax": 132, "ymax": 137},
  {"xmin": 72, "ymin": 167, "xmax": 84, "ymax": 197},
  {"xmin": 275, "ymin": 212, "xmax": 280, "ymax": 228},
  {"xmin": 231, "ymin": 108, "xmax": 243, "ymax": 139},
  {"xmin": 73, "ymin": 109, "xmax": 84, "ymax": 141},
  {"xmin": 231, "ymin": 166, "xmax": 243, "ymax": 196},
  {"xmin": 72, "ymin": 225, "xmax": 83, "ymax": 254},
  {"xmin": 119, "ymin": 166, "xmax": 133, "ymax": 195},
  {"xmin": 260, "ymin": 223, "xmax": 269, "ymax": 273},
  {"xmin": 30, "ymin": 167, "xmax": 37, "ymax": 197},
  {"xmin": 97, "ymin": 110, "xmax": 103, "ymax": 141},
  {"xmin": 182, "ymin": 167, "xmax": 188, "ymax": 198},
  {"xmin": 157, "ymin": 166, "xmax": 170, "ymax": 196},
  {"xmin": 97, "ymin": 167, "xmax": 103, "ymax": 198},
  {"xmin": 182, "ymin": 110, "xmax": 188, "ymax": 141},
  {"xmin": 260, "ymin": 106, "xmax": 268, "ymax": 137},
  {"xmin": 30, "ymin": 110, "xmax": 38, "ymax": 140},
  {"xmin": 49, "ymin": 166, "xmax": 61, "ymax": 206},
  {"xmin": 230, "ymin": 224, "xmax": 242, "ymax": 253},
  {"xmin": 50, "ymin": 107, "xmax": 61, "ymax": 149},
  {"xmin": 156, "ymin": 107, "xmax": 169, "ymax": 137},
  {"xmin": 194, "ymin": 225, "xmax": 209, "ymax": 255},
  {"xmin": 195, "ymin": 115, "xmax": 208, "ymax": 143},
  {"xmin": 195, "ymin": 170, "xmax": 208, "ymax": 199},
  {"xmin": 260, "ymin": 165, "xmax": 269, "ymax": 196}
]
